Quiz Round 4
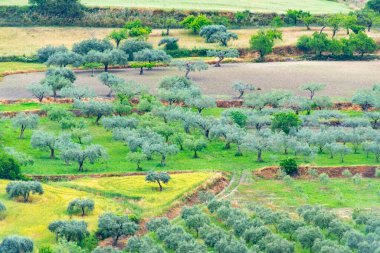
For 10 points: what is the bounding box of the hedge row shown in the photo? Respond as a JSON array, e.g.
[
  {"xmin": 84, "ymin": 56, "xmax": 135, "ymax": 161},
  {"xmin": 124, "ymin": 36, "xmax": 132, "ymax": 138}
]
[{"xmin": 0, "ymin": 6, "xmax": 326, "ymax": 28}]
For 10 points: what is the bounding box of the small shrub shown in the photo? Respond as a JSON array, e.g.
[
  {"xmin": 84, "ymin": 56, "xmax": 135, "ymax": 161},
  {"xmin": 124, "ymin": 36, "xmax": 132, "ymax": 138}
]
[
  {"xmin": 342, "ymin": 169, "xmax": 352, "ymax": 178},
  {"xmin": 319, "ymin": 173, "xmax": 330, "ymax": 185},
  {"xmin": 375, "ymin": 168, "xmax": 380, "ymax": 178},
  {"xmin": 280, "ymin": 158, "xmax": 298, "ymax": 176},
  {"xmin": 0, "ymin": 152, "xmax": 24, "ymax": 180}
]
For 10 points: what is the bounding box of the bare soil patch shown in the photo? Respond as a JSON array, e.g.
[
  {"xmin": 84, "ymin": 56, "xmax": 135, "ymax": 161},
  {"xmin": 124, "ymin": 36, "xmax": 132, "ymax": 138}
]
[
  {"xmin": 255, "ymin": 165, "xmax": 380, "ymax": 179},
  {"xmin": 1, "ymin": 61, "xmax": 379, "ymax": 99}
]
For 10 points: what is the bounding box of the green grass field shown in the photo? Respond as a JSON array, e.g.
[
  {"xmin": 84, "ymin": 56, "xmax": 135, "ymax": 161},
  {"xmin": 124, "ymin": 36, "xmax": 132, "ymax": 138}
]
[
  {"xmin": 0, "ymin": 108, "xmax": 378, "ymax": 176},
  {"xmin": 0, "ymin": 0, "xmax": 352, "ymax": 14},
  {"xmin": 0, "ymin": 62, "xmax": 45, "ymax": 80},
  {"xmin": 234, "ymin": 177, "xmax": 380, "ymax": 215},
  {"xmin": 0, "ymin": 172, "xmax": 215, "ymax": 248}
]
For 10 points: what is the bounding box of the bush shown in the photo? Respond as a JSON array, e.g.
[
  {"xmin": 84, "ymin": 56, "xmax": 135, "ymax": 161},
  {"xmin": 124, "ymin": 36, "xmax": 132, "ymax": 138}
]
[
  {"xmin": 0, "ymin": 152, "xmax": 23, "ymax": 180},
  {"xmin": 279, "ymin": 158, "xmax": 298, "ymax": 176}
]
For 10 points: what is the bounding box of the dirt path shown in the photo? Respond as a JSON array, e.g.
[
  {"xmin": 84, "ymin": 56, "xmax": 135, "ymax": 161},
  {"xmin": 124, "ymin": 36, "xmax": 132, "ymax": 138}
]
[{"xmin": 0, "ymin": 61, "xmax": 379, "ymax": 99}]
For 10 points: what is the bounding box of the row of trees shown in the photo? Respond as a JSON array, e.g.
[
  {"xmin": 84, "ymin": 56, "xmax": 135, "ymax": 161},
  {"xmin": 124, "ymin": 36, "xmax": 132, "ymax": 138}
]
[{"xmin": 297, "ymin": 31, "xmax": 378, "ymax": 57}]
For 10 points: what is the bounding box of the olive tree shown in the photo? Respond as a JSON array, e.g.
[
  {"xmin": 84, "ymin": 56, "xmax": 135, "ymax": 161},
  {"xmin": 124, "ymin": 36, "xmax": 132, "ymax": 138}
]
[
  {"xmin": 352, "ymin": 89, "xmax": 377, "ymax": 111},
  {"xmin": 12, "ymin": 113, "xmax": 39, "ymax": 139},
  {"xmin": 300, "ymin": 83, "xmax": 326, "ymax": 100},
  {"xmin": 200, "ymin": 25, "xmax": 228, "ymax": 42},
  {"xmin": 6, "ymin": 181, "xmax": 44, "ymax": 202},
  {"xmin": 145, "ymin": 171, "xmax": 171, "ymax": 191},
  {"xmin": 46, "ymin": 51, "xmax": 83, "ymax": 67},
  {"xmin": 185, "ymin": 96, "xmax": 216, "ymax": 114},
  {"xmin": 369, "ymin": 142, "xmax": 380, "ymax": 162},
  {"xmin": 0, "ymin": 201, "xmax": 6, "ymax": 220},
  {"xmin": 67, "ymin": 198, "xmax": 95, "ymax": 216},
  {"xmin": 127, "ymin": 152, "xmax": 147, "ymax": 171},
  {"xmin": 171, "ymin": 60, "xmax": 208, "ymax": 78},
  {"xmin": 296, "ymin": 226, "xmax": 323, "ymax": 252},
  {"xmin": 41, "ymin": 74, "xmax": 73, "ymax": 98},
  {"xmin": 144, "ymin": 142, "xmax": 178, "ymax": 166},
  {"xmin": 27, "ymin": 83, "xmax": 52, "ymax": 102},
  {"xmin": 65, "ymin": 144, "xmax": 107, "ymax": 172},
  {"xmin": 184, "ymin": 213, "xmax": 210, "ymax": 237},
  {"xmin": 184, "ymin": 138, "xmax": 208, "ymax": 158},
  {"xmin": 75, "ymin": 100, "xmax": 114, "ymax": 125},
  {"xmin": 97, "ymin": 212, "xmax": 139, "ymax": 246},
  {"xmin": 85, "ymin": 49, "xmax": 128, "ymax": 72},
  {"xmin": 200, "ymin": 25, "xmax": 237, "ymax": 46},
  {"xmin": 242, "ymin": 130, "xmax": 272, "ymax": 162},
  {"xmin": 30, "ymin": 130, "xmax": 57, "ymax": 159},
  {"xmin": 206, "ymin": 49, "xmax": 239, "ymax": 67},
  {"xmin": 98, "ymin": 72, "xmax": 125, "ymax": 97},
  {"xmin": 46, "ymin": 67, "xmax": 76, "ymax": 82},
  {"xmin": 60, "ymin": 85, "xmax": 94, "ymax": 100},
  {"xmin": 102, "ymin": 116, "xmax": 138, "ymax": 131},
  {"xmin": 366, "ymin": 112, "xmax": 380, "ymax": 129},
  {"xmin": 233, "ymin": 82, "xmax": 255, "ymax": 99},
  {"xmin": 48, "ymin": 220, "xmax": 89, "ymax": 242},
  {"xmin": 120, "ymin": 39, "xmax": 153, "ymax": 61},
  {"xmin": 37, "ymin": 45, "xmax": 68, "ymax": 63},
  {"xmin": 73, "ymin": 38, "xmax": 113, "ymax": 55},
  {"xmin": 0, "ymin": 235, "xmax": 34, "ymax": 253},
  {"xmin": 158, "ymin": 37, "xmax": 179, "ymax": 50},
  {"xmin": 133, "ymin": 49, "xmax": 172, "ymax": 74}
]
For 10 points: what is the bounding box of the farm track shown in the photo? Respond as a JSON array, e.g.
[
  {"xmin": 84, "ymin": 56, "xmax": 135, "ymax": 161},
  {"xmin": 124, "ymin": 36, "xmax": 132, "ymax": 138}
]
[{"xmin": 1, "ymin": 61, "xmax": 380, "ymax": 99}]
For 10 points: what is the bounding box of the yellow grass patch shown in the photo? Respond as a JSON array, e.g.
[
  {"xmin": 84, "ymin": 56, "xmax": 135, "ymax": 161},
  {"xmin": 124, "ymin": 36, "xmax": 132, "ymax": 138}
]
[
  {"xmin": 0, "ymin": 180, "xmax": 127, "ymax": 247},
  {"xmin": 1, "ymin": 27, "xmax": 379, "ymax": 57},
  {"xmin": 55, "ymin": 172, "xmax": 215, "ymax": 217}
]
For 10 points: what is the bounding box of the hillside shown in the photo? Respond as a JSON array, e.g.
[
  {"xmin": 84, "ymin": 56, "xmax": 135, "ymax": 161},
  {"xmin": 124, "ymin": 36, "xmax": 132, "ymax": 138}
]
[{"xmin": 1, "ymin": 0, "xmax": 352, "ymax": 14}]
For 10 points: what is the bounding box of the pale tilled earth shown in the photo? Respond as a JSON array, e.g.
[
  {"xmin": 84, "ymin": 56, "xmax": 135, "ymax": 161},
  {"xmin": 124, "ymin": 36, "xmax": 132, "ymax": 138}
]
[{"xmin": 0, "ymin": 61, "xmax": 379, "ymax": 100}]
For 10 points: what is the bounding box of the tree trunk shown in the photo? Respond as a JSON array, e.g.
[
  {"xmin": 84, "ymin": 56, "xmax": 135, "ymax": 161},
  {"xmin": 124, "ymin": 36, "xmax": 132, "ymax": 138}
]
[
  {"xmin": 140, "ymin": 67, "xmax": 144, "ymax": 75},
  {"xmin": 157, "ymin": 180, "xmax": 163, "ymax": 191},
  {"xmin": 95, "ymin": 115, "xmax": 102, "ymax": 125},
  {"xmin": 215, "ymin": 57, "xmax": 223, "ymax": 67},
  {"xmin": 161, "ymin": 155, "xmax": 166, "ymax": 167},
  {"xmin": 50, "ymin": 148, "xmax": 55, "ymax": 159},
  {"xmin": 307, "ymin": 24, "xmax": 310, "ymax": 30},
  {"xmin": 78, "ymin": 162, "xmax": 84, "ymax": 172},
  {"xmin": 193, "ymin": 151, "xmax": 198, "ymax": 158},
  {"xmin": 166, "ymin": 28, "xmax": 170, "ymax": 36},
  {"xmin": 257, "ymin": 150, "xmax": 263, "ymax": 162},
  {"xmin": 104, "ymin": 64, "xmax": 109, "ymax": 72},
  {"xmin": 320, "ymin": 26, "xmax": 326, "ymax": 34},
  {"xmin": 82, "ymin": 207, "xmax": 85, "ymax": 217},
  {"xmin": 238, "ymin": 91, "xmax": 244, "ymax": 99},
  {"xmin": 224, "ymin": 142, "xmax": 231, "ymax": 150},
  {"xmin": 19, "ymin": 126, "xmax": 26, "ymax": 139},
  {"xmin": 185, "ymin": 68, "xmax": 191, "ymax": 78}
]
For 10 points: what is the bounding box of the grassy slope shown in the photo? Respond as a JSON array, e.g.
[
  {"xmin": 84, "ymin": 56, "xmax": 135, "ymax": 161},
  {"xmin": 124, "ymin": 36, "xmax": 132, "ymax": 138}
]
[
  {"xmin": 1, "ymin": 27, "xmax": 380, "ymax": 57},
  {"xmin": 0, "ymin": 0, "xmax": 351, "ymax": 14},
  {"xmin": 54, "ymin": 172, "xmax": 215, "ymax": 217},
  {"xmin": 0, "ymin": 179, "xmax": 127, "ymax": 248},
  {"xmin": 0, "ymin": 109, "xmax": 378, "ymax": 176},
  {"xmin": 0, "ymin": 172, "xmax": 214, "ymax": 247},
  {"xmin": 235, "ymin": 177, "xmax": 380, "ymax": 213}
]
